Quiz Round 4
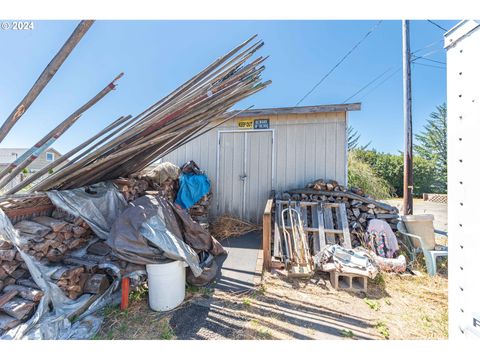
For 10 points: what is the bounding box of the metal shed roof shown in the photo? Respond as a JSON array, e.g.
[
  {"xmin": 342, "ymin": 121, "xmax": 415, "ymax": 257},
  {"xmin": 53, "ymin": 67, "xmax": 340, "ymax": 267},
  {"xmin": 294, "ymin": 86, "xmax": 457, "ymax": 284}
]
[{"xmin": 229, "ymin": 102, "xmax": 361, "ymax": 118}]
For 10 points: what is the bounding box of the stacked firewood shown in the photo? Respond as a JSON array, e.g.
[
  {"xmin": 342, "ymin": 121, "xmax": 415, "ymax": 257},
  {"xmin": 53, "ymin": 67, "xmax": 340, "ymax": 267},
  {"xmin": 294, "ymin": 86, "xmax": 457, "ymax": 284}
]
[
  {"xmin": 188, "ymin": 192, "xmax": 211, "ymax": 229},
  {"xmin": 113, "ymin": 177, "xmax": 150, "ymax": 202},
  {"xmin": 50, "ymin": 265, "xmax": 110, "ymax": 300},
  {"xmin": 279, "ymin": 179, "xmax": 399, "ymax": 246},
  {"xmin": 13, "ymin": 213, "xmax": 92, "ymax": 263},
  {"xmin": 113, "ymin": 172, "xmax": 179, "ymax": 203}
]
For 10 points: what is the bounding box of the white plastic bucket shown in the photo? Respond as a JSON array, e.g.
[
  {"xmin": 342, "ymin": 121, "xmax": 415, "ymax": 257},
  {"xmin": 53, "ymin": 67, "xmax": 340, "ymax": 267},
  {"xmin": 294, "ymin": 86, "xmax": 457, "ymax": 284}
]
[
  {"xmin": 401, "ymin": 214, "xmax": 436, "ymax": 250},
  {"xmin": 146, "ymin": 260, "xmax": 186, "ymax": 312}
]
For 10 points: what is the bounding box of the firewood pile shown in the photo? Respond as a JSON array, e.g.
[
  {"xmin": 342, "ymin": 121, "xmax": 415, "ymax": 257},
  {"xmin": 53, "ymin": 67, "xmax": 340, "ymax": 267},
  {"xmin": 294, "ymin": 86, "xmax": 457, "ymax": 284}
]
[
  {"xmin": 112, "ymin": 177, "xmax": 150, "ymax": 202},
  {"xmin": 15, "ymin": 210, "xmax": 93, "ymax": 262},
  {"xmin": 279, "ymin": 179, "xmax": 399, "ymax": 247},
  {"xmin": 0, "ymin": 208, "xmax": 119, "ymax": 335},
  {"xmin": 113, "ymin": 173, "xmax": 178, "ymax": 203}
]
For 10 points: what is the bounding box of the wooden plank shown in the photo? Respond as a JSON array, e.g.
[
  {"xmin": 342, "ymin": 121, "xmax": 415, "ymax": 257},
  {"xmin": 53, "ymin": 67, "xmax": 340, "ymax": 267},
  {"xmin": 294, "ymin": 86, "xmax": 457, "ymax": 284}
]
[
  {"xmin": 339, "ymin": 203, "xmax": 352, "ymax": 249},
  {"xmin": 0, "ymin": 290, "xmax": 18, "ymax": 307},
  {"xmin": 324, "ymin": 229, "xmax": 344, "ymax": 235},
  {"xmin": 323, "ymin": 206, "xmax": 336, "ymax": 245},
  {"xmin": 311, "ymin": 204, "xmax": 321, "ymax": 254},
  {"xmin": 317, "ymin": 205, "xmax": 327, "ymax": 251},
  {"xmin": 273, "ymin": 202, "xmax": 282, "ymax": 257},
  {"xmin": 262, "ymin": 198, "xmax": 273, "ymax": 271},
  {"xmin": 335, "ymin": 205, "xmax": 342, "ymax": 245}
]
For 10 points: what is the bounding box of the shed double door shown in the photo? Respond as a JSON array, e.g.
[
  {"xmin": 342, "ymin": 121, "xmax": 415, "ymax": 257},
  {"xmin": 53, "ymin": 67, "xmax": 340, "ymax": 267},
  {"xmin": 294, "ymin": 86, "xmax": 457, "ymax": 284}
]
[{"xmin": 217, "ymin": 130, "xmax": 273, "ymax": 224}]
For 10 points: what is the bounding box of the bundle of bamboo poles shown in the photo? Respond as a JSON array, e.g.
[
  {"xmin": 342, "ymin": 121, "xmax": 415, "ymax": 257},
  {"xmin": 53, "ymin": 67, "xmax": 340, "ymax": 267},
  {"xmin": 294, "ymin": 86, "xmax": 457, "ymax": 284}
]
[{"xmin": 8, "ymin": 35, "xmax": 270, "ymax": 193}]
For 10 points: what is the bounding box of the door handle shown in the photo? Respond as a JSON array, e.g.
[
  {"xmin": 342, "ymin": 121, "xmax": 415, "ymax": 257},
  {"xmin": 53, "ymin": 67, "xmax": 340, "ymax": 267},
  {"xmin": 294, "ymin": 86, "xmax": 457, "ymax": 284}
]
[{"xmin": 239, "ymin": 174, "xmax": 247, "ymax": 181}]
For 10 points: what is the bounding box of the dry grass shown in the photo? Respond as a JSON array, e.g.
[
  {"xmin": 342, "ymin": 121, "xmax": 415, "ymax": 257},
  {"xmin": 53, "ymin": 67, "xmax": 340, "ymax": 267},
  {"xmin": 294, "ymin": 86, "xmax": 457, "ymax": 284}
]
[
  {"xmin": 236, "ymin": 270, "xmax": 448, "ymax": 340},
  {"xmin": 210, "ymin": 216, "xmax": 261, "ymax": 241}
]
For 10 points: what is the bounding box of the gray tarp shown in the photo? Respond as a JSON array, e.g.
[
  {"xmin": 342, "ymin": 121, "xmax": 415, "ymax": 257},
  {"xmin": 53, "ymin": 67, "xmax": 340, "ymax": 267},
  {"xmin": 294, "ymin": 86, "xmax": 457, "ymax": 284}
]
[
  {"xmin": 107, "ymin": 195, "xmax": 210, "ymax": 277},
  {"xmin": 47, "ymin": 182, "xmax": 127, "ymax": 239}
]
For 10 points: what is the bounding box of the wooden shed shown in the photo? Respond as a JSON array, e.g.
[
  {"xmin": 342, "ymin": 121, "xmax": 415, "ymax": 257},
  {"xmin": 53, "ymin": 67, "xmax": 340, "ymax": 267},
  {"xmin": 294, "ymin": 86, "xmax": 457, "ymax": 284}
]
[{"xmin": 162, "ymin": 103, "xmax": 361, "ymax": 223}]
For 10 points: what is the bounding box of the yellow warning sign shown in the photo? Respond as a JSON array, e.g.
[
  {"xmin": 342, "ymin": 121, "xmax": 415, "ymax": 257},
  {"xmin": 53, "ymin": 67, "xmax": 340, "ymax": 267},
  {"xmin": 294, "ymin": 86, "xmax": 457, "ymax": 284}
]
[{"xmin": 238, "ymin": 119, "xmax": 253, "ymax": 129}]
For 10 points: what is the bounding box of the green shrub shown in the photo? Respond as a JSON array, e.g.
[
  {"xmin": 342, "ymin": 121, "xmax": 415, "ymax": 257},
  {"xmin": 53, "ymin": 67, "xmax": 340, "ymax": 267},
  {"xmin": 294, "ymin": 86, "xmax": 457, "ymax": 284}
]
[
  {"xmin": 348, "ymin": 152, "xmax": 394, "ymax": 199},
  {"xmin": 351, "ymin": 149, "xmax": 436, "ymax": 197}
]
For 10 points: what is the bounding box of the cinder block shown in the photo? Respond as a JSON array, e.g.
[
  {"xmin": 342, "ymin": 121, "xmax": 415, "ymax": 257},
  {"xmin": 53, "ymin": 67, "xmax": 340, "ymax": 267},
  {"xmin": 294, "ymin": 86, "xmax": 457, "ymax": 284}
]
[{"xmin": 329, "ymin": 271, "xmax": 368, "ymax": 292}]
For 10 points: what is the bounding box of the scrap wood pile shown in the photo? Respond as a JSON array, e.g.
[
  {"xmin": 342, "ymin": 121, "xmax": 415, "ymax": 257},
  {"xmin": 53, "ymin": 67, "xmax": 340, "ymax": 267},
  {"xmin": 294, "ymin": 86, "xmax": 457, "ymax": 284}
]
[
  {"xmin": 0, "ymin": 32, "xmax": 270, "ymax": 338},
  {"xmin": 280, "ymin": 178, "xmax": 399, "ymax": 245},
  {"xmin": 272, "ymin": 179, "xmax": 405, "ymax": 286}
]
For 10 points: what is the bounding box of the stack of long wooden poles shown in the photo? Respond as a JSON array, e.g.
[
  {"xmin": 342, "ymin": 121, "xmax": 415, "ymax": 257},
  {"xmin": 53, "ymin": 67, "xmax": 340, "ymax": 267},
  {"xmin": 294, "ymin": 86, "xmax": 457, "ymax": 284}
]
[{"xmin": 13, "ymin": 35, "xmax": 269, "ymax": 193}]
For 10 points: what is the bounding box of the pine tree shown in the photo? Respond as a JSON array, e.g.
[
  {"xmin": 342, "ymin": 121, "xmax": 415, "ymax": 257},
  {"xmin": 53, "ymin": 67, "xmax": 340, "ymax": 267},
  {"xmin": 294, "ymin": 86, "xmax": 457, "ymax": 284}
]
[{"xmin": 414, "ymin": 103, "xmax": 447, "ymax": 193}]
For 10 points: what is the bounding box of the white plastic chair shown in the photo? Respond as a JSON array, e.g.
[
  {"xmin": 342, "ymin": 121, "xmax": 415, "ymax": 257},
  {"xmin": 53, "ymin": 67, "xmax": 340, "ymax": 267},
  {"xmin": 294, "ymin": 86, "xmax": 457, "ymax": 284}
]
[{"xmin": 397, "ymin": 221, "xmax": 448, "ymax": 276}]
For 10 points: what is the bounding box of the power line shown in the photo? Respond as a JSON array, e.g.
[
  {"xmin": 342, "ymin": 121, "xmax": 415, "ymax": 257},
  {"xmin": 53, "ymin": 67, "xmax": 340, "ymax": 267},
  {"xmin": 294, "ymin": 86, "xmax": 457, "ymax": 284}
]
[
  {"xmin": 296, "ymin": 20, "xmax": 383, "ymax": 106},
  {"xmin": 412, "ymin": 39, "xmax": 443, "ymax": 55},
  {"xmin": 342, "ymin": 67, "xmax": 394, "ymax": 103},
  {"xmin": 412, "ymin": 61, "xmax": 446, "ymax": 69},
  {"xmin": 357, "ymin": 67, "xmax": 402, "ymax": 101},
  {"xmin": 413, "ymin": 56, "xmax": 445, "ymax": 65},
  {"xmin": 427, "ymin": 20, "xmax": 448, "ymax": 32}
]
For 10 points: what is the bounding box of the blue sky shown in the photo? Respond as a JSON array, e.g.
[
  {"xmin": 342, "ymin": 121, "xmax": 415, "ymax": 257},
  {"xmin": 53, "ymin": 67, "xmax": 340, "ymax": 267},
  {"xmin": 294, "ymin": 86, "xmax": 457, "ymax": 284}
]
[{"xmin": 0, "ymin": 20, "xmax": 458, "ymax": 154}]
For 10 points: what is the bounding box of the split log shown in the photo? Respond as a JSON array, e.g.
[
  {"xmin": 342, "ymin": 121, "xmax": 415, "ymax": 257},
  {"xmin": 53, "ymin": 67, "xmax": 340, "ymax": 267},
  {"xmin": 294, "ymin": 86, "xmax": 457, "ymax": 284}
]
[
  {"xmin": 0, "ymin": 250, "xmax": 16, "ymax": 262},
  {"xmin": 0, "ymin": 297, "xmax": 36, "ymax": 320},
  {"xmin": 1, "ymin": 262, "xmax": 20, "ymax": 275},
  {"xmin": 0, "ymin": 240, "xmax": 13, "ymax": 250},
  {"xmin": 0, "ymin": 267, "xmax": 8, "ymax": 281},
  {"xmin": 0, "ymin": 313, "xmax": 20, "ymax": 332},
  {"xmin": 83, "ymin": 274, "xmax": 110, "ymax": 294},
  {"xmin": 32, "ymin": 216, "xmax": 68, "ymax": 232},
  {"xmin": 3, "ymin": 285, "xmax": 43, "ymax": 302},
  {"xmin": 0, "ymin": 290, "xmax": 18, "ymax": 307},
  {"xmin": 10, "ymin": 269, "xmax": 27, "ymax": 280},
  {"xmin": 63, "ymin": 257, "xmax": 98, "ymax": 272}
]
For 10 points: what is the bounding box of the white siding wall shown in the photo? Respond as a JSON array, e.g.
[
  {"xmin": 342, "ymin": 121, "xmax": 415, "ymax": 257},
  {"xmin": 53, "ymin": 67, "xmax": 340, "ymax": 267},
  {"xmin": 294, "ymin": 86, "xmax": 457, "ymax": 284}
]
[
  {"xmin": 162, "ymin": 111, "xmax": 347, "ymax": 219},
  {"xmin": 445, "ymin": 20, "xmax": 480, "ymax": 339}
]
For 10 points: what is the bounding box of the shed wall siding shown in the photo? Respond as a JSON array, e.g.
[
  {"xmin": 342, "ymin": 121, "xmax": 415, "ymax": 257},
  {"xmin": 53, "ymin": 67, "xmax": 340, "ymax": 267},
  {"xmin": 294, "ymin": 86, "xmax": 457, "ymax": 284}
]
[{"xmin": 161, "ymin": 111, "xmax": 347, "ymax": 218}]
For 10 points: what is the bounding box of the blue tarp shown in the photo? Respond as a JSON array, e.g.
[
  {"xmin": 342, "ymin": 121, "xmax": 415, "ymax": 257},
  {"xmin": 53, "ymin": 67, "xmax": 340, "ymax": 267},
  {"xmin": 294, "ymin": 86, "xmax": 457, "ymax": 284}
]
[{"xmin": 175, "ymin": 173, "xmax": 210, "ymax": 209}]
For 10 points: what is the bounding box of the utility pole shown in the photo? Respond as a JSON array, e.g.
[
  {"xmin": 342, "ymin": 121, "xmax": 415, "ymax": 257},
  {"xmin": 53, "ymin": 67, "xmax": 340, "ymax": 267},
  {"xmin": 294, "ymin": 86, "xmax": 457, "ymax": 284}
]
[{"xmin": 402, "ymin": 20, "xmax": 413, "ymax": 215}]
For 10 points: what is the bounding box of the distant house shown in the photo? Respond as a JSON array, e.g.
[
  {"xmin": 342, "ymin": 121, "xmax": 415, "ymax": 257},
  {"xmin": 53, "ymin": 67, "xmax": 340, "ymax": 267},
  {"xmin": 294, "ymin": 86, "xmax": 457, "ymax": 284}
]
[{"xmin": 0, "ymin": 147, "xmax": 63, "ymax": 173}]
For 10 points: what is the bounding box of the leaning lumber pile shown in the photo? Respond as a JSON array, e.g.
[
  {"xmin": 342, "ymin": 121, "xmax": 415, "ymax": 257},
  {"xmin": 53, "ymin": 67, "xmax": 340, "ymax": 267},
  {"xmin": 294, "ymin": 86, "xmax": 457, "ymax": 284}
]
[
  {"xmin": 279, "ymin": 179, "xmax": 399, "ymax": 247},
  {"xmin": 17, "ymin": 35, "xmax": 269, "ymax": 193}
]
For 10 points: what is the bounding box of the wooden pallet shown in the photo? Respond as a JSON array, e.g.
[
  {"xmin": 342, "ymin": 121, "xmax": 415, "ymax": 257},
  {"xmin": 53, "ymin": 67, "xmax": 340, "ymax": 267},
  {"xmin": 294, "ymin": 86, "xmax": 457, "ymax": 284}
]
[{"xmin": 273, "ymin": 201, "xmax": 351, "ymax": 261}]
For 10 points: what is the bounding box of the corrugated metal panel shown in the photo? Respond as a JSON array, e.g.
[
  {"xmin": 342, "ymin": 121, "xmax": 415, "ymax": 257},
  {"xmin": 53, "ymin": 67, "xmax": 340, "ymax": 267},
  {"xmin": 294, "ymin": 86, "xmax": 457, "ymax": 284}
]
[{"xmin": 161, "ymin": 111, "xmax": 347, "ymax": 222}]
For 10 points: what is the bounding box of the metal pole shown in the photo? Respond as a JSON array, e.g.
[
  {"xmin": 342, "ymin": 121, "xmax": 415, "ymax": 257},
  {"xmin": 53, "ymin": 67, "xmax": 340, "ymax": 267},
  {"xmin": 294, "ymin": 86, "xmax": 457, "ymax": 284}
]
[{"xmin": 402, "ymin": 20, "xmax": 413, "ymax": 215}]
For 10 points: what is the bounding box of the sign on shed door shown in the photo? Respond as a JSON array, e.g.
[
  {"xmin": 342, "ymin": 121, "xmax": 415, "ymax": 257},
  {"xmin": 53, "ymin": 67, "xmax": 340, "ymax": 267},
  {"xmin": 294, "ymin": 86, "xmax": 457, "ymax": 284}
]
[{"xmin": 217, "ymin": 130, "xmax": 273, "ymax": 224}]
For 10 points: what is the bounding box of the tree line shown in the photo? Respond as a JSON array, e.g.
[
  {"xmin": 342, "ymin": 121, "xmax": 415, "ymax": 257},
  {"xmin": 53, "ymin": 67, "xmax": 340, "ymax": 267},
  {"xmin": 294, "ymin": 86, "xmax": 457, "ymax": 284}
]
[{"xmin": 348, "ymin": 103, "xmax": 447, "ymax": 198}]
